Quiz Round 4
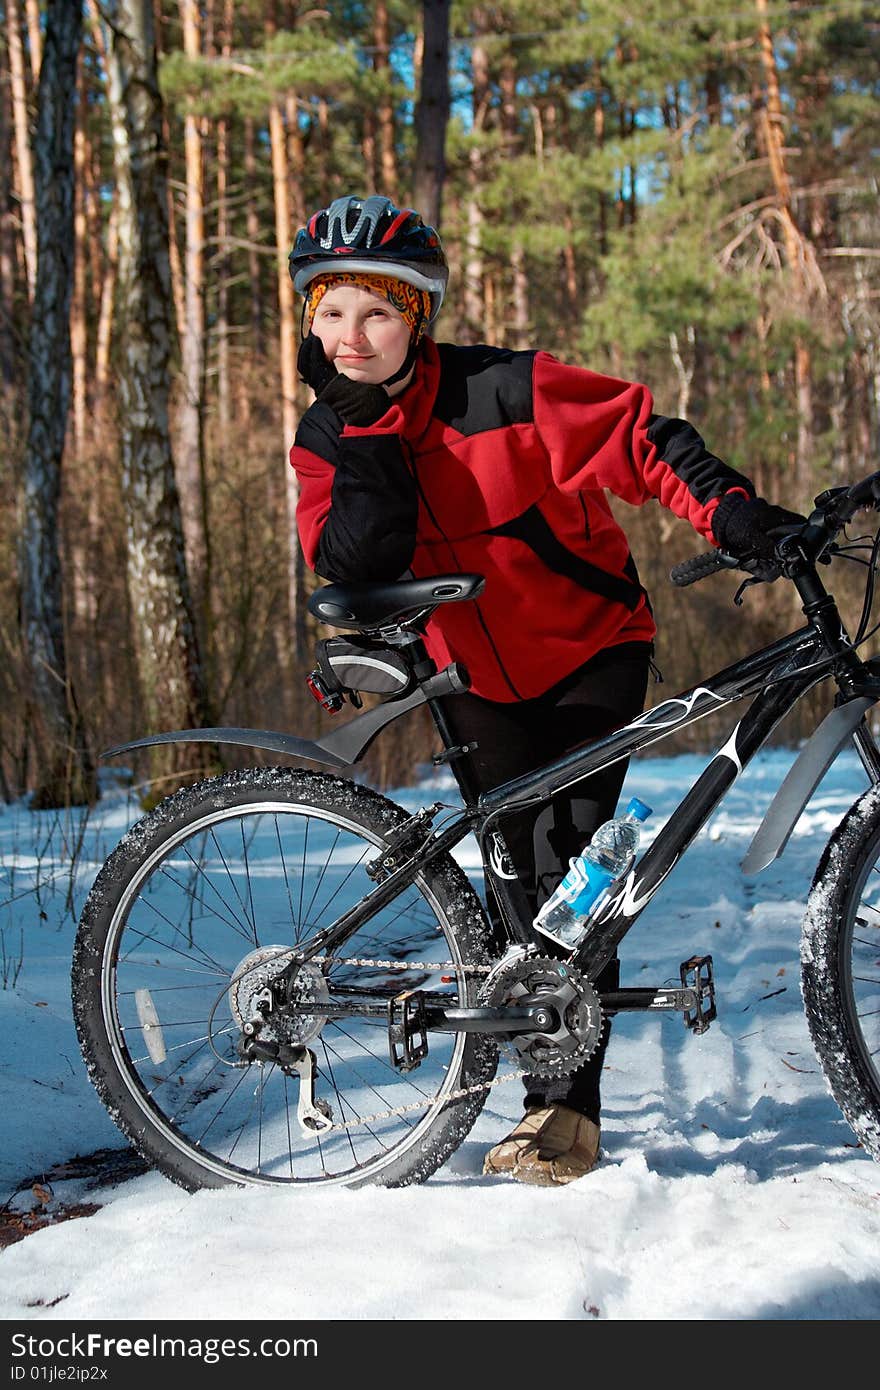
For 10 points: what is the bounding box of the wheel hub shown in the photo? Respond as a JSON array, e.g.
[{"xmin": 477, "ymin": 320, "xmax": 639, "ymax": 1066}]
[
  {"xmin": 229, "ymin": 946, "xmax": 329, "ymax": 1046},
  {"xmin": 478, "ymin": 950, "xmax": 603, "ymax": 1076}
]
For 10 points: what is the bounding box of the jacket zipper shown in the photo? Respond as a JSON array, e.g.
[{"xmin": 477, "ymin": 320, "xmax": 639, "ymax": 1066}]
[{"xmin": 403, "ymin": 441, "xmax": 524, "ymax": 701}]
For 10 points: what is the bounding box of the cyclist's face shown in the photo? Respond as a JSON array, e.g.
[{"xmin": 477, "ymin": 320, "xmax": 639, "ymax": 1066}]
[{"xmin": 311, "ymin": 285, "xmax": 412, "ymax": 389}]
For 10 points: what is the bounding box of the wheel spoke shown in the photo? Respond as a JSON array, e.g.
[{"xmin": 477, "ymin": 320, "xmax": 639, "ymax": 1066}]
[{"xmin": 174, "ymin": 848, "xmax": 256, "ymax": 943}]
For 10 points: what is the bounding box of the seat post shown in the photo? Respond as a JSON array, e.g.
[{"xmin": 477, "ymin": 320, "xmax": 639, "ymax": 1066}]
[{"xmin": 393, "ymin": 632, "xmax": 482, "ymax": 805}]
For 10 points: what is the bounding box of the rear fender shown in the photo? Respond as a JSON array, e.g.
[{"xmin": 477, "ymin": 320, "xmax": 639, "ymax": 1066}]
[{"xmin": 102, "ymin": 671, "xmax": 463, "ymax": 770}]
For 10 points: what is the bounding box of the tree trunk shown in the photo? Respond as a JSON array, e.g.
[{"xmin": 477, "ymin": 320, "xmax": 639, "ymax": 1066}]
[
  {"xmin": 0, "ymin": 74, "xmax": 17, "ymax": 392},
  {"xmin": 268, "ymin": 98, "xmax": 304, "ymax": 661},
  {"xmin": 214, "ymin": 0, "xmax": 234, "ymax": 438},
  {"xmin": 755, "ymin": 0, "xmax": 813, "ymax": 490},
  {"xmin": 362, "ymin": 108, "xmax": 377, "ymax": 193},
  {"xmin": 412, "ymin": 0, "xmax": 449, "ymax": 227},
  {"xmin": 24, "ymin": 0, "xmax": 42, "ymax": 80},
  {"xmin": 500, "ymin": 53, "xmax": 528, "ymax": 347},
  {"xmin": 96, "ymin": 0, "xmax": 213, "ymax": 797},
  {"xmin": 669, "ymin": 326, "xmax": 696, "ymax": 419},
  {"xmin": 594, "ymin": 80, "xmax": 608, "ymax": 257},
  {"xmin": 94, "ymin": 195, "xmax": 118, "ymax": 412},
  {"xmin": 176, "ymin": 0, "xmax": 209, "ymax": 610},
  {"xmin": 285, "ymin": 91, "xmax": 306, "ymax": 228},
  {"xmin": 462, "ymin": 26, "xmax": 489, "ymax": 343},
  {"xmin": 484, "ymin": 270, "xmax": 497, "ymax": 342},
  {"xmin": 374, "ymin": 0, "xmax": 397, "ymax": 198},
  {"xmin": 19, "ymin": 0, "xmax": 95, "ymax": 807},
  {"xmin": 83, "ymin": 127, "xmax": 107, "ymax": 300},
  {"xmin": 244, "ymin": 117, "xmax": 265, "ymax": 362},
  {"xmin": 510, "ymin": 245, "xmax": 529, "ymax": 349},
  {"xmin": 165, "ymin": 174, "xmax": 186, "ymax": 346},
  {"xmin": 216, "ymin": 112, "xmax": 230, "ymax": 436},
  {"xmin": 71, "ymin": 101, "xmax": 88, "ymax": 456},
  {"xmin": 7, "ymin": 0, "xmax": 38, "ymax": 301}
]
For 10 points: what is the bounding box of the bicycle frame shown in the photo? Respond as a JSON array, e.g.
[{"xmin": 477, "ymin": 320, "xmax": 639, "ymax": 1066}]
[{"xmin": 297, "ymin": 604, "xmax": 880, "ymax": 1000}]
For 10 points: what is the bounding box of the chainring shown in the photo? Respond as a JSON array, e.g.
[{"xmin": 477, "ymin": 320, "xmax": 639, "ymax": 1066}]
[{"xmin": 478, "ymin": 950, "xmax": 603, "ymax": 1077}]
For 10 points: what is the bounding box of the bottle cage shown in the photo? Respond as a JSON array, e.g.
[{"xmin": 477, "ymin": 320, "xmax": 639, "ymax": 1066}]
[{"xmin": 306, "ymin": 637, "xmax": 415, "ymax": 714}]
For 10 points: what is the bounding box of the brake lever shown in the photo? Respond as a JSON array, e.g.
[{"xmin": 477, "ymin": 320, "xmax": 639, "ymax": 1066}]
[{"xmin": 733, "ymin": 574, "xmax": 769, "ymax": 606}]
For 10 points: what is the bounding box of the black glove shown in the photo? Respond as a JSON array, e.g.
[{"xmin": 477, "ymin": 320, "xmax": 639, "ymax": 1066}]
[
  {"xmin": 297, "ymin": 332, "xmax": 337, "ymax": 395},
  {"xmin": 317, "ymin": 373, "xmax": 392, "ymax": 427},
  {"xmin": 712, "ymin": 493, "xmax": 806, "ymax": 563}
]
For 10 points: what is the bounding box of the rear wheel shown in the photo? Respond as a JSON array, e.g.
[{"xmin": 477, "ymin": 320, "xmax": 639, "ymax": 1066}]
[
  {"xmin": 73, "ymin": 768, "xmax": 497, "ymax": 1189},
  {"xmin": 801, "ymin": 787, "xmax": 880, "ymax": 1160}
]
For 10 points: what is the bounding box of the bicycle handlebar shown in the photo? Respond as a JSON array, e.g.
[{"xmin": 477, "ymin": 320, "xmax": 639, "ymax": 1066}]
[{"xmin": 670, "ymin": 469, "xmax": 880, "ymax": 589}]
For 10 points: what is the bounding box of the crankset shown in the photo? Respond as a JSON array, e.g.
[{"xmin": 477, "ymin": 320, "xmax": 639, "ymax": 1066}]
[{"xmin": 478, "ymin": 950, "xmax": 603, "ymax": 1076}]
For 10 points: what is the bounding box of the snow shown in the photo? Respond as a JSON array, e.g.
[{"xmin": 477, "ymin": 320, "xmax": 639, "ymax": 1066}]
[{"xmin": 1, "ymin": 749, "xmax": 880, "ymax": 1321}]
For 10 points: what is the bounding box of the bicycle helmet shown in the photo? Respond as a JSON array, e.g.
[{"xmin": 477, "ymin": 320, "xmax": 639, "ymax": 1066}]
[{"xmin": 289, "ymin": 195, "xmax": 448, "ymax": 324}]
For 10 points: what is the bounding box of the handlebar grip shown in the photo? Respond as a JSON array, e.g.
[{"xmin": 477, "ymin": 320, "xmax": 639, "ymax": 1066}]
[
  {"xmin": 844, "ymin": 472, "xmax": 880, "ymax": 516},
  {"xmin": 670, "ymin": 551, "xmax": 727, "ymax": 587}
]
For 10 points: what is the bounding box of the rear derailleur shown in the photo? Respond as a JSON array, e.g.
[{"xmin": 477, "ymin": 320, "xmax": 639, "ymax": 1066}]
[{"xmin": 230, "ymin": 946, "xmax": 334, "ymax": 1134}]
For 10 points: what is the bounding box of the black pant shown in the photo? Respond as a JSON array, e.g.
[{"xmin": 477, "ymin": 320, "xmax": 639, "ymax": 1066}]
[{"xmin": 441, "ymin": 642, "xmax": 652, "ymax": 1124}]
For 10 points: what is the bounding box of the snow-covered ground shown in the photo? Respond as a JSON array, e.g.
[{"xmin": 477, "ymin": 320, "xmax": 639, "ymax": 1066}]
[{"xmin": 1, "ymin": 748, "xmax": 879, "ymax": 1321}]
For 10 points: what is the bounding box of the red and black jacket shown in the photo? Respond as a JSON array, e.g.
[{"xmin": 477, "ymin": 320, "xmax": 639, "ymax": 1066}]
[{"xmin": 291, "ymin": 339, "xmax": 754, "ymax": 702}]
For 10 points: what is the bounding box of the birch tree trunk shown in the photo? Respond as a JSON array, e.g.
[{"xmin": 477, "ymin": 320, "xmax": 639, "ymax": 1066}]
[
  {"xmin": 96, "ymin": 0, "xmax": 213, "ymax": 796},
  {"xmin": 19, "ymin": 0, "xmax": 95, "ymax": 807},
  {"xmin": 412, "ymin": 0, "xmax": 449, "ymax": 228},
  {"xmin": 7, "ymin": 0, "xmax": 38, "ymax": 301},
  {"xmin": 177, "ymin": 0, "xmax": 209, "ymax": 609}
]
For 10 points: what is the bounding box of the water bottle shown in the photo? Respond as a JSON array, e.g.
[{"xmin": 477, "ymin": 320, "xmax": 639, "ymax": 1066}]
[{"xmin": 534, "ymin": 797, "xmax": 653, "ymax": 950}]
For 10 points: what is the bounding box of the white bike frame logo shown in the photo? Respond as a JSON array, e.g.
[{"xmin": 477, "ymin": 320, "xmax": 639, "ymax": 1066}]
[
  {"xmin": 592, "ymin": 857, "xmax": 679, "ymax": 923},
  {"xmin": 488, "ymin": 833, "xmax": 518, "ymax": 880}
]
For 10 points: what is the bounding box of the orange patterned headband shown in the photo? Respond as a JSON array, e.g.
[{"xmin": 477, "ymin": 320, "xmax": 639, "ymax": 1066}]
[{"xmin": 305, "ymin": 273, "xmax": 431, "ymax": 341}]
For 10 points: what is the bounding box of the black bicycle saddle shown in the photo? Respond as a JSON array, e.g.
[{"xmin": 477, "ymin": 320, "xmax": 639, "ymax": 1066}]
[{"xmin": 308, "ymin": 574, "xmax": 486, "ymax": 630}]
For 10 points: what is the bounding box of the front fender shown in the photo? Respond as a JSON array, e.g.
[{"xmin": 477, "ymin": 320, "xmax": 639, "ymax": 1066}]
[{"xmin": 741, "ymin": 695, "xmax": 876, "ymax": 874}]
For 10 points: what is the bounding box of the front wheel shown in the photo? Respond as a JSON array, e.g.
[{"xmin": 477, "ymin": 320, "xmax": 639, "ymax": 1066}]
[
  {"xmin": 73, "ymin": 767, "xmax": 497, "ymax": 1190},
  {"xmin": 801, "ymin": 786, "xmax": 880, "ymax": 1160}
]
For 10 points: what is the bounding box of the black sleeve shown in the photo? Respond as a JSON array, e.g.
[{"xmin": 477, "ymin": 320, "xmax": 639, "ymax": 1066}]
[
  {"xmin": 645, "ymin": 414, "xmax": 756, "ymax": 506},
  {"xmin": 315, "ymin": 434, "xmax": 419, "ymax": 584}
]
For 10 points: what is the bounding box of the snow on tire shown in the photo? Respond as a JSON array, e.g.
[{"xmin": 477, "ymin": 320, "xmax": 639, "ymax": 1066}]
[{"xmin": 801, "ymin": 784, "xmax": 880, "ymax": 1161}]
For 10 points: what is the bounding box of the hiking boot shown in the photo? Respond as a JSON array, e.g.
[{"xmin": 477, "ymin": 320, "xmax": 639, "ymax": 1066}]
[{"xmin": 482, "ymin": 1104, "xmax": 600, "ymax": 1184}]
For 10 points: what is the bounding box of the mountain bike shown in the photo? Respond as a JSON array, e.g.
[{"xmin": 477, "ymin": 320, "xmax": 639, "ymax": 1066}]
[{"xmin": 72, "ymin": 473, "xmax": 880, "ymax": 1189}]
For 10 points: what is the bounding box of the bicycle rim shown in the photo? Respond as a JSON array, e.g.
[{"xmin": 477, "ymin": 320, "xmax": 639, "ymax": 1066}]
[{"xmin": 99, "ymin": 799, "xmax": 474, "ymax": 1186}]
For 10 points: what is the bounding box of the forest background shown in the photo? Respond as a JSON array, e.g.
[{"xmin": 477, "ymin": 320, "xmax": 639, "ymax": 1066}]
[{"xmin": 2, "ymin": 0, "xmax": 879, "ymax": 810}]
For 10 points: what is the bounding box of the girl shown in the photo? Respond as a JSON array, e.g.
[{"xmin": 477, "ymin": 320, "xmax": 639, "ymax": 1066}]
[{"xmin": 289, "ymin": 195, "xmax": 802, "ymax": 1185}]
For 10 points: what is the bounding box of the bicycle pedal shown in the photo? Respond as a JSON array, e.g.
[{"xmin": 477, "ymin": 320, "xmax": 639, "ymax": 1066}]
[
  {"xmin": 388, "ymin": 989, "xmax": 429, "ymax": 1072},
  {"xmin": 680, "ymin": 954, "xmax": 717, "ymax": 1034}
]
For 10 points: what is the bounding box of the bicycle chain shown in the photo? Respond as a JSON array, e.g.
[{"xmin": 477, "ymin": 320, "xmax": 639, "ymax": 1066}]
[
  {"xmin": 309, "ymin": 954, "xmax": 492, "ymax": 973},
  {"xmin": 298, "ymin": 953, "xmax": 530, "ymax": 1135}
]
